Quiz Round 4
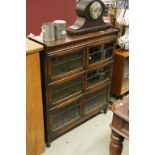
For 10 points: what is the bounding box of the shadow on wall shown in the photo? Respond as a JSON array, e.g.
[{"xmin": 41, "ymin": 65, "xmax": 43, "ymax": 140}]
[{"xmin": 26, "ymin": 0, "xmax": 76, "ymax": 36}]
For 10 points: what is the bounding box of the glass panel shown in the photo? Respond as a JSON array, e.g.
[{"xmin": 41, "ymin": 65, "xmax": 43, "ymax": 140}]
[
  {"xmin": 51, "ymin": 50, "xmax": 83, "ymax": 77},
  {"xmin": 52, "ymin": 100, "xmax": 80, "ymax": 130},
  {"xmin": 89, "ymin": 42, "xmax": 113, "ymax": 64},
  {"xmin": 87, "ymin": 65, "xmax": 111, "ymax": 87},
  {"xmin": 51, "ymin": 77, "xmax": 82, "ymax": 102},
  {"xmin": 85, "ymin": 87, "xmax": 108, "ymax": 113}
]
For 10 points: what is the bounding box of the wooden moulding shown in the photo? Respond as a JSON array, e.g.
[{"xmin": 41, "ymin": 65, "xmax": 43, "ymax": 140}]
[{"xmin": 28, "ymin": 28, "xmax": 118, "ymax": 49}]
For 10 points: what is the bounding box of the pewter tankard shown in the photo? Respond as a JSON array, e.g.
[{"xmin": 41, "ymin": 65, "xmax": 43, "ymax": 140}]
[
  {"xmin": 42, "ymin": 23, "xmax": 55, "ymax": 42},
  {"xmin": 54, "ymin": 20, "xmax": 66, "ymax": 40}
]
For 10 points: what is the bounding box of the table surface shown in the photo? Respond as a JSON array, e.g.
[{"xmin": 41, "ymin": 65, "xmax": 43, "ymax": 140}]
[
  {"xmin": 28, "ymin": 28, "xmax": 118, "ymax": 48},
  {"xmin": 112, "ymin": 96, "xmax": 129, "ymax": 122},
  {"xmin": 26, "ymin": 38, "xmax": 43, "ymax": 55}
]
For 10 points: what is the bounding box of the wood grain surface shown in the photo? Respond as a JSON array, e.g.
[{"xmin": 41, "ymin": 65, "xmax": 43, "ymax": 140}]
[
  {"xmin": 111, "ymin": 48, "xmax": 129, "ymax": 96},
  {"xmin": 26, "ymin": 52, "xmax": 45, "ymax": 155}
]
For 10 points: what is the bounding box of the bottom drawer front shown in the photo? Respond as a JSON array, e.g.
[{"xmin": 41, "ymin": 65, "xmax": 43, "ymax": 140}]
[
  {"xmin": 85, "ymin": 85, "xmax": 110, "ymax": 113},
  {"xmin": 51, "ymin": 100, "xmax": 81, "ymax": 130}
]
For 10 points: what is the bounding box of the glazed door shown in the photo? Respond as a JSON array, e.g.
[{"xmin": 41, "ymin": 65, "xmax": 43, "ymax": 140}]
[
  {"xmin": 84, "ymin": 83, "xmax": 110, "ymax": 115},
  {"xmin": 47, "ymin": 47, "xmax": 85, "ymax": 83},
  {"xmin": 86, "ymin": 37, "xmax": 115, "ymax": 69}
]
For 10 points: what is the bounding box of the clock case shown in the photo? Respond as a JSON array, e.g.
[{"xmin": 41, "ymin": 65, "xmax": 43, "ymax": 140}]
[{"xmin": 67, "ymin": 0, "xmax": 111, "ymax": 35}]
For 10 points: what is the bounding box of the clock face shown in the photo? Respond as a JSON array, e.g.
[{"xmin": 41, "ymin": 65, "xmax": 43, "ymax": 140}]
[{"xmin": 89, "ymin": 1, "xmax": 102, "ymax": 20}]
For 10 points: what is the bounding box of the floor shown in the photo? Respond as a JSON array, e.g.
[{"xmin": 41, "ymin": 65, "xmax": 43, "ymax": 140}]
[{"xmin": 42, "ymin": 110, "xmax": 129, "ymax": 155}]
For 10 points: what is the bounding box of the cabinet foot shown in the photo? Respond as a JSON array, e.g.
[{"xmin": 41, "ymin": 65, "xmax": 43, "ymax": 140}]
[
  {"xmin": 46, "ymin": 142, "xmax": 51, "ymax": 148},
  {"xmin": 103, "ymin": 108, "xmax": 108, "ymax": 114},
  {"xmin": 101, "ymin": 108, "xmax": 108, "ymax": 114}
]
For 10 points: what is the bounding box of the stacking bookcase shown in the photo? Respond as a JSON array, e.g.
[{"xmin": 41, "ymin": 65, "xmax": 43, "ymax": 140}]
[{"xmin": 29, "ymin": 28, "xmax": 118, "ymax": 147}]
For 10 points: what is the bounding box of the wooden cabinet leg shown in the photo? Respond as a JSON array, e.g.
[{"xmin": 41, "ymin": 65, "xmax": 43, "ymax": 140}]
[
  {"xmin": 46, "ymin": 142, "xmax": 51, "ymax": 148},
  {"xmin": 103, "ymin": 108, "xmax": 108, "ymax": 114},
  {"xmin": 109, "ymin": 131, "xmax": 124, "ymax": 155}
]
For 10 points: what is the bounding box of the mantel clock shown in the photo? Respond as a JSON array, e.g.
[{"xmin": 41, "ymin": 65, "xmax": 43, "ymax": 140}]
[{"xmin": 67, "ymin": 0, "xmax": 111, "ymax": 35}]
